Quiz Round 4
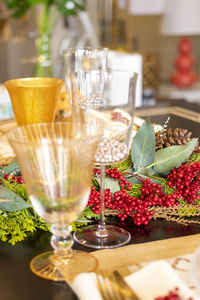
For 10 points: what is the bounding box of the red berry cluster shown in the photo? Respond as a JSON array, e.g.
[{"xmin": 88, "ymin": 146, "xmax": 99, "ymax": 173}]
[
  {"xmin": 94, "ymin": 168, "xmax": 132, "ymax": 190},
  {"xmin": 90, "ymin": 168, "xmax": 156, "ymax": 226},
  {"xmin": 167, "ymin": 162, "xmax": 200, "ymax": 204},
  {"xmin": 90, "ymin": 163, "xmax": 200, "ymax": 226},
  {"xmin": 141, "ymin": 179, "xmax": 179, "ymax": 208},
  {"xmin": 155, "ymin": 287, "xmax": 193, "ymax": 300},
  {"xmin": 3, "ymin": 174, "xmax": 24, "ymax": 184},
  {"xmin": 105, "ymin": 167, "xmax": 133, "ymax": 190}
]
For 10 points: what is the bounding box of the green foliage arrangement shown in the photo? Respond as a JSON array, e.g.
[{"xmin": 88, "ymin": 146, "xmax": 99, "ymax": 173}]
[
  {"xmin": 3, "ymin": 0, "xmax": 86, "ymax": 76},
  {"xmin": 0, "ymin": 120, "xmax": 200, "ymax": 245},
  {"xmin": 0, "ymin": 179, "xmax": 49, "ymax": 245},
  {"xmin": 3, "ymin": 0, "xmax": 86, "ymax": 19}
]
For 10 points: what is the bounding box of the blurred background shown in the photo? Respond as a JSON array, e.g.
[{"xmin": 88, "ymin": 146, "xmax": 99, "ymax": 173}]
[{"xmin": 1, "ymin": 0, "xmax": 200, "ymax": 118}]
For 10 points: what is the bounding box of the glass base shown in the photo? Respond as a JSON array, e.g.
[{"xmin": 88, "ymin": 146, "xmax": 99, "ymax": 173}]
[
  {"xmin": 30, "ymin": 250, "xmax": 98, "ymax": 282},
  {"xmin": 73, "ymin": 224, "xmax": 131, "ymax": 249}
]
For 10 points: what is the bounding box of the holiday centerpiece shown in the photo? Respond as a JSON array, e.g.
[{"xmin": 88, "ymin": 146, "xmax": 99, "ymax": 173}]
[{"xmin": 0, "ymin": 119, "xmax": 200, "ymax": 245}]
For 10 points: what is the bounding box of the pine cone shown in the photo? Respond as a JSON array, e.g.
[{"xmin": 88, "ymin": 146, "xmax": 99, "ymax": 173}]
[{"xmin": 155, "ymin": 128, "xmax": 200, "ymax": 152}]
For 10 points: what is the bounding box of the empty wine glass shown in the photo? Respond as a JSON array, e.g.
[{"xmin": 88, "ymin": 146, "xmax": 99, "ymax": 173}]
[
  {"xmin": 5, "ymin": 78, "xmax": 63, "ymax": 125},
  {"xmin": 70, "ymin": 69, "xmax": 138, "ymax": 249},
  {"xmin": 6, "ymin": 122, "xmax": 101, "ymax": 281}
]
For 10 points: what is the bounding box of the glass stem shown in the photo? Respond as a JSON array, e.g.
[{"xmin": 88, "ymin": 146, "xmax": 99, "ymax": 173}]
[
  {"xmin": 50, "ymin": 224, "xmax": 73, "ymax": 264},
  {"xmin": 97, "ymin": 164, "xmax": 108, "ymax": 237}
]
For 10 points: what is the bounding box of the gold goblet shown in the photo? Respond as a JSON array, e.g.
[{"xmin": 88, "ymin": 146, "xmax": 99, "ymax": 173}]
[
  {"xmin": 4, "ymin": 78, "xmax": 63, "ymax": 125},
  {"xmin": 6, "ymin": 122, "xmax": 101, "ymax": 281}
]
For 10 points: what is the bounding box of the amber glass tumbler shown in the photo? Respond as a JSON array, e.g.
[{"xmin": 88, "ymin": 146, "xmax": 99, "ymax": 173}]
[{"xmin": 5, "ymin": 77, "xmax": 63, "ymax": 125}]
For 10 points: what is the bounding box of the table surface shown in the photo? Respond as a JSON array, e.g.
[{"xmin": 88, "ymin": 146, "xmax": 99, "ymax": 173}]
[{"xmin": 1, "ymin": 100, "xmax": 200, "ymax": 300}]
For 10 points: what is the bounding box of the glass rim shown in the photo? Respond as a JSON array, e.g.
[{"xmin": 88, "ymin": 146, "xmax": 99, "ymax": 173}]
[
  {"xmin": 63, "ymin": 46, "xmax": 109, "ymax": 55},
  {"xmin": 6, "ymin": 122, "xmax": 102, "ymax": 146},
  {"xmin": 4, "ymin": 77, "xmax": 63, "ymax": 88}
]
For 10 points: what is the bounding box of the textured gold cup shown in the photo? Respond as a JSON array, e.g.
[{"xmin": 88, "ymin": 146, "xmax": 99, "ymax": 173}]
[{"xmin": 5, "ymin": 78, "xmax": 63, "ymax": 125}]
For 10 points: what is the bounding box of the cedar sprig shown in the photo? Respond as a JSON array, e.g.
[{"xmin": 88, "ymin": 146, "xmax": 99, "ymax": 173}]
[
  {"xmin": 189, "ymin": 152, "xmax": 200, "ymax": 162},
  {"xmin": 112, "ymin": 154, "xmax": 133, "ymax": 173},
  {"xmin": 151, "ymin": 175, "xmax": 174, "ymax": 194},
  {"xmin": 128, "ymin": 183, "xmax": 142, "ymax": 198}
]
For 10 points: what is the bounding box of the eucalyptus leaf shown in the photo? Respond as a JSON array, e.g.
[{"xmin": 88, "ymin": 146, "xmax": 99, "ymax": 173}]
[
  {"xmin": 1, "ymin": 159, "xmax": 20, "ymax": 176},
  {"xmin": 154, "ymin": 139, "xmax": 197, "ymax": 174},
  {"xmin": 131, "ymin": 120, "xmax": 155, "ymax": 171},
  {"xmin": 96, "ymin": 177, "xmax": 120, "ymax": 194},
  {"xmin": 0, "ymin": 185, "xmax": 30, "ymax": 211},
  {"xmin": 137, "ymin": 167, "xmax": 149, "ymax": 176},
  {"xmin": 126, "ymin": 176, "xmax": 141, "ymax": 185},
  {"xmin": 147, "ymin": 166, "xmax": 156, "ymax": 177}
]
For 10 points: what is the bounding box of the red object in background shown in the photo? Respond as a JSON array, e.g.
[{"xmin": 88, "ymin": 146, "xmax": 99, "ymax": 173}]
[
  {"xmin": 175, "ymin": 54, "xmax": 193, "ymax": 72},
  {"xmin": 171, "ymin": 71, "xmax": 197, "ymax": 87},
  {"xmin": 171, "ymin": 37, "xmax": 197, "ymax": 87},
  {"xmin": 179, "ymin": 37, "xmax": 192, "ymax": 54}
]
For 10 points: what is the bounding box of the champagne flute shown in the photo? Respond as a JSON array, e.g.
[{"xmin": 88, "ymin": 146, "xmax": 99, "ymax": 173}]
[
  {"xmin": 4, "ymin": 77, "xmax": 63, "ymax": 125},
  {"xmin": 69, "ymin": 69, "xmax": 138, "ymax": 249},
  {"xmin": 6, "ymin": 122, "xmax": 101, "ymax": 281}
]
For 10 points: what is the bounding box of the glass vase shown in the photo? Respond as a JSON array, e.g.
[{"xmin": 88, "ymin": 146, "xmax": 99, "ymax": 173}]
[
  {"xmin": 34, "ymin": 3, "xmax": 59, "ymax": 77},
  {"xmin": 34, "ymin": 31, "xmax": 52, "ymax": 77}
]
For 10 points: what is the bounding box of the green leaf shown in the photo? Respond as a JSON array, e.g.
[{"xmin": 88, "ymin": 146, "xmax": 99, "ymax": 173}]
[
  {"xmin": 154, "ymin": 139, "xmax": 197, "ymax": 174},
  {"xmin": 0, "ymin": 185, "xmax": 30, "ymax": 211},
  {"xmin": 1, "ymin": 158, "xmax": 20, "ymax": 176},
  {"xmin": 137, "ymin": 167, "xmax": 149, "ymax": 176},
  {"xmin": 131, "ymin": 120, "xmax": 155, "ymax": 171},
  {"xmin": 96, "ymin": 177, "xmax": 120, "ymax": 194},
  {"xmin": 126, "ymin": 176, "xmax": 141, "ymax": 185}
]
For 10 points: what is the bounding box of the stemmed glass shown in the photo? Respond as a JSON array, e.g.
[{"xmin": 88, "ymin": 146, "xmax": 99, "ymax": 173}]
[
  {"xmin": 68, "ymin": 69, "xmax": 138, "ymax": 249},
  {"xmin": 6, "ymin": 122, "xmax": 101, "ymax": 281},
  {"xmin": 4, "ymin": 77, "xmax": 63, "ymax": 125}
]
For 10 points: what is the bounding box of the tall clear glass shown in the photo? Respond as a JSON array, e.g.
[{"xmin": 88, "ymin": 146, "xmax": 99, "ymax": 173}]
[
  {"xmin": 63, "ymin": 47, "xmax": 108, "ymax": 73},
  {"xmin": 63, "ymin": 47, "xmax": 108, "ymax": 120},
  {"xmin": 6, "ymin": 122, "xmax": 101, "ymax": 281},
  {"xmin": 70, "ymin": 69, "xmax": 138, "ymax": 249},
  {"xmin": 4, "ymin": 78, "xmax": 63, "ymax": 125}
]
